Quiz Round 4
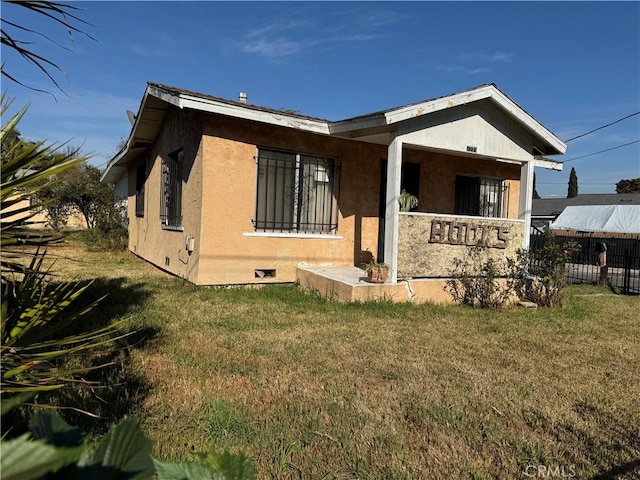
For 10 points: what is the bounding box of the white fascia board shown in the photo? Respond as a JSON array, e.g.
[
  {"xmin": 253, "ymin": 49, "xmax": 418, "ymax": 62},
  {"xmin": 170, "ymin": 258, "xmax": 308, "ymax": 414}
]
[
  {"xmin": 384, "ymin": 86, "xmax": 494, "ymax": 125},
  {"xmin": 102, "ymin": 87, "xmax": 159, "ymax": 183},
  {"xmin": 101, "ymin": 141, "xmax": 131, "ymax": 183},
  {"xmin": 101, "ymin": 160, "xmax": 126, "ymax": 183},
  {"xmin": 533, "ymin": 158, "xmax": 564, "ymax": 171},
  {"xmin": 329, "ymin": 115, "xmax": 388, "ymax": 134},
  {"xmin": 178, "ymin": 95, "xmax": 330, "ymax": 135},
  {"xmin": 147, "ymin": 85, "xmax": 182, "ymax": 108}
]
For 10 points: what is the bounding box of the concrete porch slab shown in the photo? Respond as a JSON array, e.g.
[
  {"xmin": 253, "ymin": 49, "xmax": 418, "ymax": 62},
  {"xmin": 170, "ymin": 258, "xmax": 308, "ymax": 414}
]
[{"xmin": 297, "ymin": 264, "xmax": 453, "ymax": 303}]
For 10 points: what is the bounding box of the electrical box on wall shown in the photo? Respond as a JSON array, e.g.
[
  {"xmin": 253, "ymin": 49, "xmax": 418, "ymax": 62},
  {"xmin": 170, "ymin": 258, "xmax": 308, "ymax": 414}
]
[{"xmin": 185, "ymin": 235, "xmax": 195, "ymax": 253}]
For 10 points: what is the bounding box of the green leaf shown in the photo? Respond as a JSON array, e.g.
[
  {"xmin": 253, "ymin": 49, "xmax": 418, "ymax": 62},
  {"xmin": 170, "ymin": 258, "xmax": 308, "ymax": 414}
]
[
  {"xmin": 0, "ymin": 392, "xmax": 35, "ymax": 416},
  {"xmin": 195, "ymin": 451, "xmax": 257, "ymax": 480},
  {"xmin": 0, "ymin": 433, "xmax": 85, "ymax": 480},
  {"xmin": 29, "ymin": 410, "xmax": 86, "ymax": 447},
  {"xmin": 153, "ymin": 459, "xmax": 226, "ymax": 480},
  {"xmin": 78, "ymin": 416, "xmax": 155, "ymax": 480}
]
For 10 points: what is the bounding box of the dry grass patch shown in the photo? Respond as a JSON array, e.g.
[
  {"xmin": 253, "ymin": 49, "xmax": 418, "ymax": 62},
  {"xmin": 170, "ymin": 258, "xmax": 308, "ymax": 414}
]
[{"xmin": 49, "ymin": 241, "xmax": 640, "ymax": 479}]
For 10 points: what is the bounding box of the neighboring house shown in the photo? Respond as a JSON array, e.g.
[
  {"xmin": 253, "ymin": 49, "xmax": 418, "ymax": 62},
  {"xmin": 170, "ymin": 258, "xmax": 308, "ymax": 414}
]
[
  {"xmin": 3, "ymin": 197, "xmax": 89, "ymax": 230},
  {"xmin": 101, "ymin": 82, "xmax": 565, "ymax": 301},
  {"xmin": 3, "ymin": 169, "xmax": 88, "ymax": 230},
  {"xmin": 3, "ymin": 196, "xmax": 49, "ymax": 228},
  {"xmin": 532, "ymin": 194, "xmax": 640, "ymax": 231}
]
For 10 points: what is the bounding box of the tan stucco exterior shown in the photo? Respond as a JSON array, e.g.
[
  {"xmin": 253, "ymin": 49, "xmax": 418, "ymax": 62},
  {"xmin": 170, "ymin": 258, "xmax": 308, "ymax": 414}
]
[
  {"xmin": 101, "ymin": 82, "xmax": 570, "ymax": 301},
  {"xmin": 127, "ymin": 108, "xmax": 204, "ymax": 281},
  {"xmin": 124, "ymin": 108, "xmax": 527, "ymax": 286}
]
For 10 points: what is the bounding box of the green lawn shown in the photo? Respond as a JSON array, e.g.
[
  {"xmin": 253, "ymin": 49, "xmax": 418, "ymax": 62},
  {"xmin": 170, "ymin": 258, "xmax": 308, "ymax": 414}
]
[{"xmin": 51, "ymin": 241, "xmax": 640, "ymax": 479}]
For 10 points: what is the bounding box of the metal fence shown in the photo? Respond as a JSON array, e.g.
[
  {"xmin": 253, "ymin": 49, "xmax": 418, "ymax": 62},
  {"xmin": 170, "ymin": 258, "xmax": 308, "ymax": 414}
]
[{"xmin": 529, "ymin": 230, "xmax": 640, "ymax": 295}]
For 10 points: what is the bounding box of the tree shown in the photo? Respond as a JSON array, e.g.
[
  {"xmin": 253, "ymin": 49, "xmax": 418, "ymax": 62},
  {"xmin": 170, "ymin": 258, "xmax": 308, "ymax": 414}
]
[
  {"xmin": 35, "ymin": 162, "xmax": 125, "ymax": 230},
  {"xmin": 567, "ymin": 167, "xmax": 578, "ymax": 198},
  {"xmin": 616, "ymin": 177, "xmax": 640, "ymax": 194},
  {"xmin": 533, "ymin": 172, "xmax": 540, "ymax": 199}
]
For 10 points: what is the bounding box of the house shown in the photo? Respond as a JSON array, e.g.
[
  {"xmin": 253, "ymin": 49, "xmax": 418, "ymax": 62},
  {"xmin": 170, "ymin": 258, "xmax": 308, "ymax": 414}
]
[
  {"xmin": 532, "ymin": 193, "xmax": 640, "ymax": 231},
  {"xmin": 101, "ymin": 82, "xmax": 565, "ymax": 302},
  {"xmin": 3, "ymin": 170, "xmax": 88, "ymax": 230}
]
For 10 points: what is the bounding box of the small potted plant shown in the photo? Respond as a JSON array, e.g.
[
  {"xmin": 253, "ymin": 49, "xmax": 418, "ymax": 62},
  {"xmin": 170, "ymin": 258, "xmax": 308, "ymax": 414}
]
[
  {"xmin": 398, "ymin": 189, "xmax": 419, "ymax": 212},
  {"xmin": 364, "ymin": 260, "xmax": 389, "ymax": 283}
]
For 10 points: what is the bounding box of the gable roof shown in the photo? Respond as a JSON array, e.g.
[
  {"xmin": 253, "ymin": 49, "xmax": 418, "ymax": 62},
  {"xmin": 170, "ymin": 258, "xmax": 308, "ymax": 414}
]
[
  {"xmin": 533, "ymin": 193, "xmax": 640, "ymax": 217},
  {"xmin": 102, "ymin": 82, "xmax": 566, "ymax": 183},
  {"xmin": 331, "ymin": 83, "xmax": 566, "ymax": 155}
]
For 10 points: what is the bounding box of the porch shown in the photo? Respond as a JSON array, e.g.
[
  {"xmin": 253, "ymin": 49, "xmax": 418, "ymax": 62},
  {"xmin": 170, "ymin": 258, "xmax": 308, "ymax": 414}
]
[
  {"xmin": 296, "ymin": 264, "xmax": 451, "ymax": 303},
  {"xmin": 298, "ymin": 212, "xmax": 526, "ymax": 303}
]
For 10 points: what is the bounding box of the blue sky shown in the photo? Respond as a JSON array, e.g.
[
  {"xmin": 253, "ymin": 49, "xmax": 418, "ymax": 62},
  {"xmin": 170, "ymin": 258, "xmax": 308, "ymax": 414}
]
[{"xmin": 2, "ymin": 1, "xmax": 639, "ymax": 197}]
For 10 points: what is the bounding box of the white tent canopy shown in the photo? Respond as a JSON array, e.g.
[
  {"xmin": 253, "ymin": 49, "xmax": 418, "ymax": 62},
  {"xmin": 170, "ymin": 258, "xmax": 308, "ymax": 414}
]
[{"xmin": 550, "ymin": 205, "xmax": 640, "ymax": 234}]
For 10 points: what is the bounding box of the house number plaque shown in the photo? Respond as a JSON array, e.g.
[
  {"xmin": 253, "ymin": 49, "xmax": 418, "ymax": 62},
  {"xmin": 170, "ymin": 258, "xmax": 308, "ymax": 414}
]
[{"xmin": 429, "ymin": 219, "xmax": 510, "ymax": 249}]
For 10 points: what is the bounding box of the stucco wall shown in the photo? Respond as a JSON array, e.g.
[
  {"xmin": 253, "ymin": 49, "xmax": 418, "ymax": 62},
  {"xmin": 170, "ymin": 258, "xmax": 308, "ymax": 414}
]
[
  {"xmin": 403, "ymin": 148, "xmax": 521, "ymax": 219},
  {"xmin": 127, "ymin": 107, "xmax": 204, "ymax": 281},
  {"xmin": 126, "ymin": 108, "xmax": 526, "ymax": 286},
  {"xmin": 397, "ymin": 213, "xmax": 525, "ymax": 278},
  {"xmin": 197, "ymin": 115, "xmax": 386, "ymax": 285},
  {"xmin": 4, "ymin": 197, "xmax": 87, "ymax": 229}
]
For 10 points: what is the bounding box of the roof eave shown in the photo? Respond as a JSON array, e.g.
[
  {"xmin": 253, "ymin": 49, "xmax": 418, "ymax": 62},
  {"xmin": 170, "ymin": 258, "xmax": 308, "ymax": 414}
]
[
  {"xmin": 102, "ymin": 84, "xmax": 332, "ymax": 183},
  {"xmin": 533, "ymin": 157, "xmax": 564, "ymax": 171},
  {"xmin": 329, "ymin": 84, "xmax": 567, "ymax": 156}
]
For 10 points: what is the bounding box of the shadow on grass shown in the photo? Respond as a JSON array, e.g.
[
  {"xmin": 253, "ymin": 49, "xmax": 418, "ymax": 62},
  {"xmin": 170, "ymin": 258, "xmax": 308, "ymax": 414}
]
[
  {"xmin": 62, "ymin": 277, "xmax": 161, "ymax": 435},
  {"xmin": 591, "ymin": 459, "xmax": 640, "ymax": 479},
  {"xmin": 5, "ymin": 276, "xmax": 163, "ymax": 438}
]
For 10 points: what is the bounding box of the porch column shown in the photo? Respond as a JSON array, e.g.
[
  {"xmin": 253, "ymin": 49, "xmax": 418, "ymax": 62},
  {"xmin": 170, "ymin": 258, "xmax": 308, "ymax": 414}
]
[
  {"xmin": 384, "ymin": 134, "xmax": 403, "ymax": 283},
  {"xmin": 519, "ymin": 159, "xmax": 534, "ymax": 250}
]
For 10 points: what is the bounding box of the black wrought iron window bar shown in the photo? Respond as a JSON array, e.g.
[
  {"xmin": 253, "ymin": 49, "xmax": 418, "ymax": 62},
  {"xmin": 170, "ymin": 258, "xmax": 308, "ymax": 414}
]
[
  {"xmin": 454, "ymin": 175, "xmax": 509, "ymax": 218},
  {"xmin": 160, "ymin": 149, "xmax": 183, "ymax": 229},
  {"xmin": 135, "ymin": 162, "xmax": 145, "ymax": 217},
  {"xmin": 254, "ymin": 148, "xmax": 340, "ymax": 233}
]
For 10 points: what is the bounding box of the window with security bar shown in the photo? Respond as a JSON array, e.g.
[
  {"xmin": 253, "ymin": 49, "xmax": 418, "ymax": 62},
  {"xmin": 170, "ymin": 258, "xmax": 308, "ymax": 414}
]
[
  {"xmin": 160, "ymin": 149, "xmax": 183, "ymax": 229},
  {"xmin": 454, "ymin": 175, "xmax": 509, "ymax": 218},
  {"xmin": 135, "ymin": 162, "xmax": 145, "ymax": 217},
  {"xmin": 254, "ymin": 149, "xmax": 340, "ymax": 233}
]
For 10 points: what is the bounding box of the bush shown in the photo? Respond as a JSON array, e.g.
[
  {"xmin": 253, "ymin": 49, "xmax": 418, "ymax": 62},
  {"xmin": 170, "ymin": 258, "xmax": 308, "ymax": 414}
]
[
  {"xmin": 515, "ymin": 231, "xmax": 581, "ymax": 308},
  {"xmin": 79, "ymin": 225, "xmax": 128, "ymax": 252},
  {"xmin": 78, "ymin": 201, "xmax": 128, "ymax": 251},
  {"xmin": 445, "ymin": 232, "xmax": 581, "ymax": 309},
  {"xmin": 445, "ymin": 246, "xmax": 515, "ymax": 310}
]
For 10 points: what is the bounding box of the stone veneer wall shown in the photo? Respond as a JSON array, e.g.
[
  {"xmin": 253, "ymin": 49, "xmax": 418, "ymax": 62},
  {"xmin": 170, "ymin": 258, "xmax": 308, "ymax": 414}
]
[{"xmin": 397, "ymin": 213, "xmax": 525, "ymax": 278}]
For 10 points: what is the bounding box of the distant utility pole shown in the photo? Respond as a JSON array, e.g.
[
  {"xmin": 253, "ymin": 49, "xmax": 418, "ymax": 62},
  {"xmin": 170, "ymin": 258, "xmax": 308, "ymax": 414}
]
[
  {"xmin": 567, "ymin": 167, "xmax": 578, "ymax": 198},
  {"xmin": 533, "ymin": 172, "xmax": 540, "ymax": 199}
]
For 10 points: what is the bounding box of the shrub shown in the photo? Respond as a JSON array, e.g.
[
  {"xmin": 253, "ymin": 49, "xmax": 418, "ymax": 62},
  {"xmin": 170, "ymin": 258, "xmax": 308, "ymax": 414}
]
[
  {"xmin": 445, "ymin": 232, "xmax": 581, "ymax": 310},
  {"xmin": 1, "ymin": 97, "xmax": 127, "ymax": 432},
  {"xmin": 79, "ymin": 200, "xmax": 128, "ymax": 251},
  {"xmin": 445, "ymin": 246, "xmax": 514, "ymax": 310},
  {"xmin": 515, "ymin": 231, "xmax": 581, "ymax": 307},
  {"xmin": 79, "ymin": 224, "xmax": 128, "ymax": 252}
]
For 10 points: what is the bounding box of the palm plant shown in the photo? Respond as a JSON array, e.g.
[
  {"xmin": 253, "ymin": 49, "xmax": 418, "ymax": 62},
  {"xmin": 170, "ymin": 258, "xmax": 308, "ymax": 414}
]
[{"xmin": 1, "ymin": 95, "xmax": 126, "ymax": 398}]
